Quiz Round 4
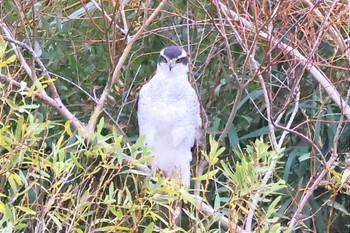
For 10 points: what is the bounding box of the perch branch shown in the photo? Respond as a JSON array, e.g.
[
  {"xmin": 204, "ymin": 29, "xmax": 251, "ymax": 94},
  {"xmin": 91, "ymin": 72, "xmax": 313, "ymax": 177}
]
[
  {"xmin": 1, "ymin": 73, "xmax": 242, "ymax": 231},
  {"xmin": 2, "ymin": 36, "xmax": 60, "ymax": 98},
  {"xmin": 122, "ymin": 156, "xmax": 246, "ymax": 233}
]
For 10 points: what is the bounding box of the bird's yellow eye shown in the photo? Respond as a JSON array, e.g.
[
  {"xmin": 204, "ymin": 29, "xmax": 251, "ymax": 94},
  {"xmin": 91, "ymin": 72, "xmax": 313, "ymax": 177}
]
[
  {"xmin": 161, "ymin": 57, "xmax": 167, "ymax": 63},
  {"xmin": 176, "ymin": 58, "xmax": 182, "ymax": 63}
]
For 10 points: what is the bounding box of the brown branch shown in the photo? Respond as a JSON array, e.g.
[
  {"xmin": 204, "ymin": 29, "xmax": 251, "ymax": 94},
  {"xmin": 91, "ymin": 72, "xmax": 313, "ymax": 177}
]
[
  {"xmin": 2, "ymin": 36, "xmax": 59, "ymax": 98},
  {"xmin": 214, "ymin": 0, "xmax": 350, "ymax": 120},
  {"xmin": 304, "ymin": 0, "xmax": 347, "ymax": 53},
  {"xmin": 123, "ymin": 154, "xmax": 246, "ymax": 233},
  {"xmin": 0, "ymin": 73, "xmax": 84, "ymax": 132},
  {"xmin": 87, "ymin": 0, "xmax": 169, "ymax": 134},
  {"xmin": 288, "ymin": 72, "xmax": 350, "ymax": 229},
  {"xmin": 212, "ymin": 1, "xmax": 244, "ymax": 144},
  {"xmin": 0, "ymin": 23, "xmax": 85, "ymax": 134},
  {"xmin": 287, "ymin": 150, "xmax": 338, "ymax": 229}
]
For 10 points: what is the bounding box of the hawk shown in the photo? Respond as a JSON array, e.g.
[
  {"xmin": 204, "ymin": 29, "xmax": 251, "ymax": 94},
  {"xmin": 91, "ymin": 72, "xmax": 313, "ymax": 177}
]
[{"xmin": 137, "ymin": 45, "xmax": 202, "ymax": 188}]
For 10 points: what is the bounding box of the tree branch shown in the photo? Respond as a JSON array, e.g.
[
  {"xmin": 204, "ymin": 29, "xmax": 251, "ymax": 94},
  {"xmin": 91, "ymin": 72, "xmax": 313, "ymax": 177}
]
[
  {"xmin": 87, "ymin": 0, "xmax": 169, "ymax": 134},
  {"xmin": 0, "ymin": 73, "xmax": 84, "ymax": 133},
  {"xmin": 0, "ymin": 23, "xmax": 85, "ymax": 134},
  {"xmin": 288, "ymin": 75, "xmax": 350, "ymax": 229},
  {"xmin": 214, "ymin": 0, "xmax": 350, "ymax": 120}
]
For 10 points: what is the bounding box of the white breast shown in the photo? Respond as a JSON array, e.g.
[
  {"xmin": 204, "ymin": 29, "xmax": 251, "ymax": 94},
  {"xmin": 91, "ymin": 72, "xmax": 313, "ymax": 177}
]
[{"xmin": 137, "ymin": 71, "xmax": 201, "ymax": 186}]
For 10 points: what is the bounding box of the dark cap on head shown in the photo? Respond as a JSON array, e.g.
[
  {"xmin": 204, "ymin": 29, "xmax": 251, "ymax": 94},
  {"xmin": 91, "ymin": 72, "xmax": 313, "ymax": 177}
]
[
  {"xmin": 162, "ymin": 46, "xmax": 185, "ymax": 59},
  {"xmin": 158, "ymin": 46, "xmax": 189, "ymax": 66}
]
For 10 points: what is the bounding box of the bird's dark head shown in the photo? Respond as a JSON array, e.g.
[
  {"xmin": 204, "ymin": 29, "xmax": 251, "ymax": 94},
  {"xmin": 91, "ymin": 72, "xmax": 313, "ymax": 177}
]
[{"xmin": 158, "ymin": 46, "xmax": 189, "ymax": 74}]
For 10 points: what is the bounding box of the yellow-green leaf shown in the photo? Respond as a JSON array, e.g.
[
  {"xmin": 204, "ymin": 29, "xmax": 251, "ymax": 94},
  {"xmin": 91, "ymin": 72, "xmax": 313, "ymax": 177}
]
[
  {"xmin": 192, "ymin": 169, "xmax": 219, "ymax": 181},
  {"xmin": 0, "ymin": 37, "xmax": 7, "ymax": 58},
  {"xmin": 144, "ymin": 222, "xmax": 154, "ymax": 233},
  {"xmin": 16, "ymin": 206, "xmax": 36, "ymax": 215},
  {"xmin": 341, "ymin": 168, "xmax": 350, "ymax": 186},
  {"xmin": 5, "ymin": 54, "xmax": 16, "ymax": 64},
  {"xmin": 64, "ymin": 120, "xmax": 73, "ymax": 137},
  {"xmin": 0, "ymin": 200, "xmax": 5, "ymax": 213}
]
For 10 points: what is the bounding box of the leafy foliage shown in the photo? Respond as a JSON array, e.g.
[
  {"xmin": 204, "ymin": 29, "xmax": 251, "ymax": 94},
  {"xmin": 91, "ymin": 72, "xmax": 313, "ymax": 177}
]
[{"xmin": 1, "ymin": 0, "xmax": 350, "ymax": 232}]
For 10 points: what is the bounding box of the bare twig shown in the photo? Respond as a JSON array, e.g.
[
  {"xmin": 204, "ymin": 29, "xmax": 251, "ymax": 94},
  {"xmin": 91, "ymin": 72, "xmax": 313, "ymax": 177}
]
[
  {"xmin": 87, "ymin": 0, "xmax": 169, "ymax": 133},
  {"xmin": 287, "ymin": 151, "xmax": 338, "ymax": 230},
  {"xmin": 214, "ymin": 0, "xmax": 350, "ymax": 120},
  {"xmin": 212, "ymin": 1, "xmax": 244, "ymax": 143},
  {"xmin": 0, "ymin": 24, "xmax": 85, "ymax": 133},
  {"xmin": 245, "ymin": 68, "xmax": 278, "ymax": 232},
  {"xmin": 288, "ymin": 73, "xmax": 350, "ymax": 230},
  {"xmin": 2, "ymin": 36, "xmax": 59, "ymax": 98},
  {"xmin": 277, "ymin": 87, "xmax": 301, "ymax": 149},
  {"xmin": 47, "ymin": 71, "xmax": 129, "ymax": 141}
]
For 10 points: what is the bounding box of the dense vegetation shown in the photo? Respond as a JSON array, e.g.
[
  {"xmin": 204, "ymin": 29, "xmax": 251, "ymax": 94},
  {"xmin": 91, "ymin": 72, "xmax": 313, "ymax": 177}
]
[{"xmin": 1, "ymin": 0, "xmax": 350, "ymax": 232}]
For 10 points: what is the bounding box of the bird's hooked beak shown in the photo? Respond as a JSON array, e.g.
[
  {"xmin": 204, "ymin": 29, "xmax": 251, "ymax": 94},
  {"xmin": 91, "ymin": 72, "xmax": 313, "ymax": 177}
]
[{"xmin": 169, "ymin": 60, "xmax": 175, "ymax": 71}]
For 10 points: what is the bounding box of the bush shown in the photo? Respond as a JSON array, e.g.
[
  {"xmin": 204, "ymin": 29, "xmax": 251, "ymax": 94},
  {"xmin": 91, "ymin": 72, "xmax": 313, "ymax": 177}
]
[{"xmin": 1, "ymin": 1, "xmax": 350, "ymax": 232}]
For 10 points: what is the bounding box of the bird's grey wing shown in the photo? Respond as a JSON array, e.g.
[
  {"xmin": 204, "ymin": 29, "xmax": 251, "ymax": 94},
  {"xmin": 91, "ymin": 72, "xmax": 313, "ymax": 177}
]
[
  {"xmin": 194, "ymin": 93, "xmax": 206, "ymax": 148},
  {"xmin": 171, "ymin": 88, "xmax": 202, "ymax": 148}
]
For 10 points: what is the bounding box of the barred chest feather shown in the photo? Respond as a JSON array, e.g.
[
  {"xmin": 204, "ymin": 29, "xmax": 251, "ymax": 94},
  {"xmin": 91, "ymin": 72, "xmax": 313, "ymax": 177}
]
[
  {"xmin": 138, "ymin": 64, "xmax": 201, "ymax": 187},
  {"xmin": 138, "ymin": 73, "xmax": 199, "ymax": 148}
]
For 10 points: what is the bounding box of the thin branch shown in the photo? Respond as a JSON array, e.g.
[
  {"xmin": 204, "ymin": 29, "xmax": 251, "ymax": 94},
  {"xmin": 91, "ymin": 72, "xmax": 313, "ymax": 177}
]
[
  {"xmin": 2, "ymin": 36, "xmax": 59, "ymax": 98},
  {"xmin": 277, "ymin": 87, "xmax": 301, "ymax": 148},
  {"xmin": 245, "ymin": 66, "xmax": 278, "ymax": 232},
  {"xmin": 0, "ymin": 23, "xmax": 85, "ymax": 133},
  {"xmin": 87, "ymin": 0, "xmax": 169, "ymax": 134},
  {"xmin": 213, "ymin": 0, "xmax": 243, "ymax": 143},
  {"xmin": 304, "ymin": 0, "xmax": 347, "ymax": 52},
  {"xmin": 47, "ymin": 71, "xmax": 129, "ymax": 141},
  {"xmin": 123, "ymin": 154, "xmax": 246, "ymax": 233},
  {"xmin": 1, "ymin": 23, "xmax": 38, "ymax": 83},
  {"xmin": 0, "ymin": 73, "xmax": 84, "ymax": 133},
  {"xmin": 287, "ymin": 151, "xmax": 338, "ymax": 229},
  {"xmin": 214, "ymin": 0, "xmax": 350, "ymax": 120},
  {"xmin": 218, "ymin": 89, "xmax": 243, "ymax": 143},
  {"xmin": 288, "ymin": 73, "xmax": 350, "ymax": 229}
]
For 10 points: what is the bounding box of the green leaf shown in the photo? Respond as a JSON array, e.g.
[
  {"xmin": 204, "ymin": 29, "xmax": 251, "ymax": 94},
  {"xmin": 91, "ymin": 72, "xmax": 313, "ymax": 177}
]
[
  {"xmin": 4, "ymin": 203, "xmax": 14, "ymax": 222},
  {"xmin": 298, "ymin": 153, "xmax": 310, "ymax": 162},
  {"xmin": 15, "ymin": 116, "xmax": 24, "ymax": 140},
  {"xmin": 228, "ymin": 125, "xmax": 239, "ymax": 150},
  {"xmin": 179, "ymin": 189, "xmax": 196, "ymax": 205},
  {"xmin": 144, "ymin": 222, "xmax": 154, "ymax": 233},
  {"xmin": 326, "ymin": 200, "xmax": 350, "ymax": 215},
  {"xmin": 5, "ymin": 54, "xmax": 16, "ymax": 64},
  {"xmin": 192, "ymin": 169, "xmax": 219, "ymax": 181},
  {"xmin": 48, "ymin": 212, "xmax": 62, "ymax": 229},
  {"xmin": 16, "ymin": 206, "xmax": 36, "ymax": 215},
  {"xmin": 0, "ymin": 38, "xmax": 8, "ymax": 58},
  {"xmin": 6, "ymin": 172, "xmax": 22, "ymax": 193},
  {"xmin": 0, "ymin": 200, "xmax": 5, "ymax": 213},
  {"xmin": 70, "ymin": 153, "xmax": 83, "ymax": 169},
  {"xmin": 239, "ymin": 126, "xmax": 269, "ymax": 140},
  {"xmin": 97, "ymin": 117, "xmax": 105, "ymax": 134}
]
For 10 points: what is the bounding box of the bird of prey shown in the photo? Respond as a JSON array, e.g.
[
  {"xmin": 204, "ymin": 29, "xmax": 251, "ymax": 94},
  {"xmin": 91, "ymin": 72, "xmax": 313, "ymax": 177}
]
[{"xmin": 137, "ymin": 45, "xmax": 202, "ymax": 188}]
